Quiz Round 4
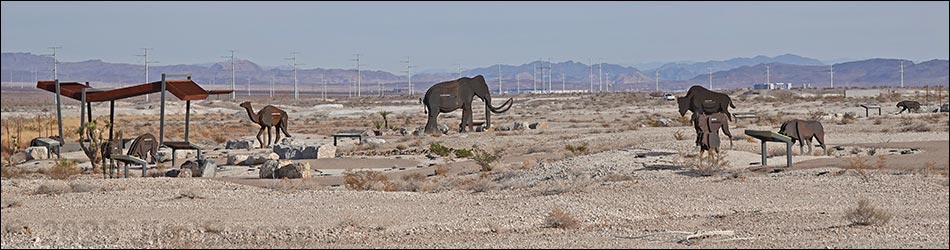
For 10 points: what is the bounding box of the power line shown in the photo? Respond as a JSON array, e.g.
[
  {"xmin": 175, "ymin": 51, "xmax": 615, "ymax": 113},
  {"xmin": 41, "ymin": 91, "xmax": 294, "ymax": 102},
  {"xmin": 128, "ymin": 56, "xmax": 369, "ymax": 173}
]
[
  {"xmin": 285, "ymin": 52, "xmax": 303, "ymax": 99},
  {"xmin": 351, "ymin": 53, "xmax": 364, "ymax": 97},
  {"xmin": 223, "ymin": 50, "xmax": 237, "ymax": 100},
  {"xmin": 402, "ymin": 57, "xmax": 414, "ymax": 96},
  {"xmin": 136, "ymin": 48, "xmax": 158, "ymax": 101}
]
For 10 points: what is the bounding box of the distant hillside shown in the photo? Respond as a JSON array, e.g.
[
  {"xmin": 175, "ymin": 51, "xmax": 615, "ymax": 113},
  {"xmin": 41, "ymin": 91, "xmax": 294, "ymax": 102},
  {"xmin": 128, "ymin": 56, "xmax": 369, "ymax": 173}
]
[{"xmin": 652, "ymin": 54, "xmax": 826, "ymax": 81}]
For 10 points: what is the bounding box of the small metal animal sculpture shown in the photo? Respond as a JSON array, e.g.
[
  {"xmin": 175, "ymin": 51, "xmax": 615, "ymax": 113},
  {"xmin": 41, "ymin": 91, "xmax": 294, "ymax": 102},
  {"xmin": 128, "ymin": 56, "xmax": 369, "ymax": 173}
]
[
  {"xmin": 896, "ymin": 100, "xmax": 922, "ymax": 114},
  {"xmin": 778, "ymin": 119, "xmax": 827, "ymax": 155},
  {"xmin": 240, "ymin": 101, "xmax": 291, "ymax": 148},
  {"xmin": 421, "ymin": 75, "xmax": 513, "ymax": 134},
  {"xmin": 126, "ymin": 133, "xmax": 159, "ymax": 163},
  {"xmin": 697, "ymin": 112, "xmax": 734, "ymax": 155},
  {"xmin": 101, "ymin": 131, "xmax": 125, "ymax": 178},
  {"xmin": 678, "ymin": 86, "xmax": 736, "ymax": 148}
]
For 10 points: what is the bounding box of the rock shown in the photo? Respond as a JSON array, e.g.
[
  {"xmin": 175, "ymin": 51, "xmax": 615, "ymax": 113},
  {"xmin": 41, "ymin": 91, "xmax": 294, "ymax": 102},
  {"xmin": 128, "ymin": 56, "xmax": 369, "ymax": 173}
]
[
  {"xmin": 246, "ymin": 152, "xmax": 279, "ymax": 165},
  {"xmin": 362, "ymin": 138, "xmax": 386, "ymax": 146},
  {"xmin": 182, "ymin": 159, "xmax": 217, "ymax": 178},
  {"xmin": 225, "ymin": 139, "xmax": 256, "ymax": 149},
  {"xmin": 276, "ymin": 162, "xmax": 312, "ymax": 179},
  {"xmin": 528, "ymin": 122, "xmax": 548, "ymax": 130},
  {"xmin": 155, "ymin": 148, "xmax": 172, "ymax": 163},
  {"xmin": 657, "ymin": 118, "xmax": 675, "ymax": 127},
  {"xmin": 164, "ymin": 169, "xmax": 192, "ymax": 178},
  {"xmin": 278, "ymin": 137, "xmax": 295, "ymax": 145},
  {"xmin": 24, "ymin": 146, "xmax": 49, "ymax": 161},
  {"xmin": 475, "ymin": 126, "xmax": 485, "ymax": 132},
  {"xmin": 437, "ymin": 124, "xmax": 449, "ymax": 134},
  {"xmin": 398, "ymin": 128, "xmax": 409, "ymax": 136},
  {"xmin": 361, "ymin": 130, "xmax": 375, "ymax": 137},
  {"xmin": 497, "ymin": 126, "xmax": 512, "ymax": 131},
  {"xmin": 513, "ymin": 122, "xmax": 527, "ymax": 130},
  {"xmin": 227, "ymin": 154, "xmax": 250, "ymax": 165},
  {"xmin": 316, "ymin": 145, "xmax": 336, "ymax": 159},
  {"xmin": 260, "ymin": 160, "xmax": 279, "ymax": 179}
]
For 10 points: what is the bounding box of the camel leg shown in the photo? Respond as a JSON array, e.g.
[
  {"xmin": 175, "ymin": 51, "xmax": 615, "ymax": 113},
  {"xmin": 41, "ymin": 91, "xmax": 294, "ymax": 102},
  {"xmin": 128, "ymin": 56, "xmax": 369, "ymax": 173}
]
[
  {"xmin": 266, "ymin": 126, "xmax": 273, "ymax": 147},
  {"xmin": 272, "ymin": 125, "xmax": 281, "ymax": 145},
  {"xmin": 280, "ymin": 117, "xmax": 291, "ymax": 137},
  {"xmin": 256, "ymin": 126, "xmax": 266, "ymax": 148}
]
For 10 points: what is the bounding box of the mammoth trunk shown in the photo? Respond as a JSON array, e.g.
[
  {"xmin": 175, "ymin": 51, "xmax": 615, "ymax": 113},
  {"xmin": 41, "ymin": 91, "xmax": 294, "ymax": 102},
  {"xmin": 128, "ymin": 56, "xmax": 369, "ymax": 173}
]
[{"xmin": 480, "ymin": 97, "xmax": 513, "ymax": 129}]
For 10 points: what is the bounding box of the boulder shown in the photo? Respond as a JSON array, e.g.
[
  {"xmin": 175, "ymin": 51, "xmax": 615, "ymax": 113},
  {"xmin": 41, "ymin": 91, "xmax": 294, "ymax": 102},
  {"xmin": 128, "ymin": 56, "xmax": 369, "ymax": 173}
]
[
  {"xmin": 528, "ymin": 122, "xmax": 548, "ymax": 130},
  {"xmin": 362, "ymin": 138, "xmax": 386, "ymax": 146},
  {"xmin": 276, "ymin": 162, "xmax": 312, "ymax": 179},
  {"xmin": 316, "ymin": 145, "xmax": 336, "ymax": 159},
  {"xmin": 437, "ymin": 124, "xmax": 449, "ymax": 134},
  {"xmin": 246, "ymin": 152, "xmax": 279, "ymax": 165},
  {"xmin": 155, "ymin": 148, "xmax": 173, "ymax": 163},
  {"xmin": 657, "ymin": 118, "xmax": 675, "ymax": 127},
  {"xmin": 259, "ymin": 160, "xmax": 279, "ymax": 179},
  {"xmin": 227, "ymin": 154, "xmax": 250, "ymax": 165},
  {"xmin": 164, "ymin": 168, "xmax": 192, "ymax": 178},
  {"xmin": 225, "ymin": 139, "xmax": 256, "ymax": 149},
  {"xmin": 181, "ymin": 159, "xmax": 217, "ymax": 178},
  {"xmin": 260, "ymin": 160, "xmax": 300, "ymax": 179},
  {"xmin": 497, "ymin": 126, "xmax": 512, "ymax": 131},
  {"xmin": 24, "ymin": 146, "xmax": 49, "ymax": 161},
  {"xmin": 398, "ymin": 128, "xmax": 409, "ymax": 136}
]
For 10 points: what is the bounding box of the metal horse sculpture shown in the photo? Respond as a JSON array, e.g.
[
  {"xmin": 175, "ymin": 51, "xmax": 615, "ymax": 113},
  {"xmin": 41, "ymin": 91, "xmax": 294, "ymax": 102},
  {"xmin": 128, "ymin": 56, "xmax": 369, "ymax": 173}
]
[
  {"xmin": 126, "ymin": 133, "xmax": 159, "ymax": 163},
  {"xmin": 421, "ymin": 75, "xmax": 513, "ymax": 134},
  {"xmin": 101, "ymin": 132, "xmax": 125, "ymax": 178},
  {"xmin": 778, "ymin": 119, "xmax": 828, "ymax": 155},
  {"xmin": 240, "ymin": 101, "xmax": 291, "ymax": 148}
]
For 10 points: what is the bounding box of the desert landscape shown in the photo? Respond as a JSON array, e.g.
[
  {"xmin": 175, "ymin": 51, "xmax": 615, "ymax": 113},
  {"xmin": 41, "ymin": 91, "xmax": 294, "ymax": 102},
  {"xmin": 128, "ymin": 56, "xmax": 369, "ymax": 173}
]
[{"xmin": 1, "ymin": 84, "xmax": 948, "ymax": 248}]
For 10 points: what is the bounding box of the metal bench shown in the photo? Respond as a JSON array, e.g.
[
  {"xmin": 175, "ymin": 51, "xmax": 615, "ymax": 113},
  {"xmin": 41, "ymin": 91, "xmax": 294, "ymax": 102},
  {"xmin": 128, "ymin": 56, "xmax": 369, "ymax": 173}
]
[
  {"xmin": 32, "ymin": 137, "xmax": 62, "ymax": 159},
  {"xmin": 110, "ymin": 154, "xmax": 148, "ymax": 178},
  {"xmin": 744, "ymin": 130, "xmax": 794, "ymax": 168},
  {"xmin": 163, "ymin": 141, "xmax": 202, "ymax": 168},
  {"xmin": 860, "ymin": 104, "xmax": 882, "ymax": 117},
  {"xmin": 733, "ymin": 113, "xmax": 758, "ymax": 125},
  {"xmin": 332, "ymin": 132, "xmax": 364, "ymax": 146}
]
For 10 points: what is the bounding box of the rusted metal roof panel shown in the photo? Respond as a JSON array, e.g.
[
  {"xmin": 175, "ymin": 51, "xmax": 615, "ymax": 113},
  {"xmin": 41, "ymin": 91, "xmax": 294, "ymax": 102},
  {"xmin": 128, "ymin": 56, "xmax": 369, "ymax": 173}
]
[{"xmin": 36, "ymin": 80, "xmax": 232, "ymax": 102}]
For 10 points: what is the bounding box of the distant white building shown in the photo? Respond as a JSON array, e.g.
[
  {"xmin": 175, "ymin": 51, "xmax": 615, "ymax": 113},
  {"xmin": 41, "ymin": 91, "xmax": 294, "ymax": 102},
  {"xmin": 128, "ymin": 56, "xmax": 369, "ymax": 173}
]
[{"xmin": 753, "ymin": 82, "xmax": 793, "ymax": 90}]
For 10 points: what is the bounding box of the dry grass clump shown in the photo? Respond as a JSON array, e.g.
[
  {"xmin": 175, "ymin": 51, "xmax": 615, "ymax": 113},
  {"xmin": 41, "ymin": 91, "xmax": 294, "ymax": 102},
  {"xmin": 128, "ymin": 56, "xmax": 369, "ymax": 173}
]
[
  {"xmin": 343, "ymin": 170, "xmax": 393, "ymax": 191},
  {"xmin": 34, "ymin": 182, "xmax": 71, "ymax": 195},
  {"xmin": 900, "ymin": 122, "xmax": 931, "ymax": 132},
  {"xmin": 673, "ymin": 130, "xmax": 689, "ymax": 141},
  {"xmin": 268, "ymin": 179, "xmax": 326, "ymax": 193},
  {"xmin": 434, "ymin": 165, "xmax": 449, "ymax": 176},
  {"xmin": 677, "ymin": 150, "xmax": 731, "ymax": 176},
  {"xmin": 838, "ymin": 112, "xmax": 857, "ymax": 125},
  {"xmin": 564, "ymin": 143, "xmax": 590, "ymax": 156},
  {"xmin": 544, "ymin": 208, "xmax": 581, "ymax": 229},
  {"xmin": 844, "ymin": 157, "xmax": 877, "ymax": 183},
  {"xmin": 40, "ymin": 158, "xmax": 82, "ymax": 180},
  {"xmin": 176, "ymin": 188, "xmax": 207, "ymax": 199},
  {"xmin": 845, "ymin": 199, "xmax": 892, "ymax": 227},
  {"xmin": 472, "ymin": 145, "xmax": 502, "ymax": 172}
]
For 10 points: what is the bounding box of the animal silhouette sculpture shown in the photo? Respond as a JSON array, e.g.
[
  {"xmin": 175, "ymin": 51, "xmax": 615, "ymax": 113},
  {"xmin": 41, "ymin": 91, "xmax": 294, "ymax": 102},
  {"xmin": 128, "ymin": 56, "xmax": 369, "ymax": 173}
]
[
  {"xmin": 101, "ymin": 131, "xmax": 125, "ymax": 178},
  {"xmin": 240, "ymin": 101, "xmax": 291, "ymax": 148},
  {"xmin": 677, "ymin": 86, "xmax": 736, "ymax": 148},
  {"xmin": 697, "ymin": 112, "xmax": 734, "ymax": 155},
  {"xmin": 779, "ymin": 119, "xmax": 828, "ymax": 155},
  {"xmin": 126, "ymin": 133, "xmax": 159, "ymax": 163},
  {"xmin": 421, "ymin": 75, "xmax": 513, "ymax": 134},
  {"xmin": 896, "ymin": 100, "xmax": 921, "ymax": 114}
]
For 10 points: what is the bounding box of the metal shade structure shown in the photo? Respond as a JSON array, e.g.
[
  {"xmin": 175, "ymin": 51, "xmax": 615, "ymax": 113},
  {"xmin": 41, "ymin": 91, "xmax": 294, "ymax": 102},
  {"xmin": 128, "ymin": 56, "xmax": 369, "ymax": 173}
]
[{"xmin": 36, "ymin": 74, "xmax": 234, "ymax": 152}]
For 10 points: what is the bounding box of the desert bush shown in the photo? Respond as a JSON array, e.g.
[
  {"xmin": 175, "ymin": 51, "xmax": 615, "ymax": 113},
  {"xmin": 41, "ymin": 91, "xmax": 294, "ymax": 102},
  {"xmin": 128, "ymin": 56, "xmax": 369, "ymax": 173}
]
[
  {"xmin": 898, "ymin": 116, "xmax": 914, "ymax": 126},
  {"xmin": 42, "ymin": 159, "xmax": 81, "ymax": 180},
  {"xmin": 343, "ymin": 170, "xmax": 392, "ymax": 191},
  {"xmin": 395, "ymin": 144, "xmax": 408, "ymax": 151},
  {"xmin": 808, "ymin": 110, "xmax": 828, "ymax": 121},
  {"xmin": 434, "ymin": 165, "xmax": 448, "ymax": 176},
  {"xmin": 453, "ymin": 148, "xmax": 474, "ymax": 158},
  {"xmin": 900, "ymin": 122, "xmax": 931, "ymax": 132},
  {"xmin": 68, "ymin": 182, "xmax": 99, "ymax": 193},
  {"xmin": 544, "ymin": 208, "xmax": 581, "ymax": 229},
  {"xmin": 472, "ymin": 145, "xmax": 502, "ymax": 172},
  {"xmin": 673, "ymin": 130, "xmax": 689, "ymax": 141},
  {"xmin": 564, "ymin": 143, "xmax": 590, "ymax": 156},
  {"xmin": 845, "ymin": 199, "xmax": 892, "ymax": 227},
  {"xmin": 430, "ymin": 142, "xmax": 453, "ymax": 157},
  {"xmin": 838, "ymin": 112, "xmax": 857, "ymax": 125},
  {"xmin": 845, "ymin": 158, "xmax": 875, "ymax": 183},
  {"xmin": 677, "ymin": 150, "xmax": 731, "ymax": 176},
  {"xmin": 200, "ymin": 220, "xmax": 227, "ymax": 234},
  {"xmin": 34, "ymin": 182, "xmax": 70, "ymax": 195},
  {"xmin": 872, "ymin": 118, "xmax": 884, "ymax": 125},
  {"xmin": 268, "ymin": 179, "xmax": 326, "ymax": 193},
  {"xmin": 874, "ymin": 155, "xmax": 887, "ymax": 170}
]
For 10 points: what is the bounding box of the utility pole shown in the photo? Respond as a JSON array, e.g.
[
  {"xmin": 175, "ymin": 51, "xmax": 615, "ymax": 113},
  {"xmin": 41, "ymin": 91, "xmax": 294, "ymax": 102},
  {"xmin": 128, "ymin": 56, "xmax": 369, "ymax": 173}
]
[
  {"xmin": 598, "ymin": 61, "xmax": 603, "ymax": 92},
  {"xmin": 247, "ymin": 76, "xmax": 251, "ymax": 96},
  {"xmin": 830, "ymin": 65, "xmax": 834, "ymax": 88},
  {"xmin": 605, "ymin": 72, "xmax": 610, "ymax": 92},
  {"xmin": 561, "ymin": 73, "xmax": 565, "ymax": 91},
  {"xmin": 498, "ymin": 64, "xmax": 503, "ymax": 95},
  {"xmin": 517, "ymin": 75, "xmax": 521, "ymax": 94},
  {"xmin": 352, "ymin": 54, "xmax": 363, "ymax": 97},
  {"xmin": 322, "ymin": 76, "xmax": 328, "ymax": 101},
  {"xmin": 285, "ymin": 52, "xmax": 302, "ymax": 99},
  {"xmin": 708, "ymin": 67, "xmax": 713, "ymax": 89},
  {"xmin": 533, "ymin": 60, "xmax": 538, "ymax": 92},
  {"xmin": 457, "ymin": 63, "xmax": 462, "ymax": 79},
  {"xmin": 402, "ymin": 57, "xmax": 414, "ymax": 95},
  {"xmin": 136, "ymin": 48, "xmax": 158, "ymax": 101},
  {"xmin": 766, "ymin": 65, "xmax": 771, "ymax": 85},
  {"xmin": 589, "ymin": 58, "xmax": 593, "ymax": 93},
  {"xmin": 655, "ymin": 70, "xmax": 660, "ymax": 93},
  {"xmin": 223, "ymin": 50, "xmax": 236, "ymax": 100},
  {"xmin": 270, "ymin": 75, "xmax": 275, "ymax": 98},
  {"xmin": 378, "ymin": 79, "xmax": 383, "ymax": 97},
  {"xmin": 900, "ymin": 60, "xmax": 904, "ymax": 88},
  {"xmin": 48, "ymin": 46, "xmax": 61, "ymax": 80}
]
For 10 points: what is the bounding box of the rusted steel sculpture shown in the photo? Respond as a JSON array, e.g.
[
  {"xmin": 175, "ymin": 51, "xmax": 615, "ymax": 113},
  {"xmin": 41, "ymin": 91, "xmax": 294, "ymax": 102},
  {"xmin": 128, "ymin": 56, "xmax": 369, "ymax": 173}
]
[
  {"xmin": 896, "ymin": 100, "xmax": 922, "ymax": 114},
  {"xmin": 778, "ymin": 119, "xmax": 827, "ymax": 155},
  {"xmin": 421, "ymin": 75, "xmax": 513, "ymax": 134},
  {"xmin": 678, "ymin": 86, "xmax": 736, "ymax": 148},
  {"xmin": 101, "ymin": 131, "xmax": 125, "ymax": 178},
  {"xmin": 127, "ymin": 133, "xmax": 159, "ymax": 163},
  {"xmin": 697, "ymin": 112, "xmax": 734, "ymax": 154},
  {"xmin": 240, "ymin": 101, "xmax": 291, "ymax": 148}
]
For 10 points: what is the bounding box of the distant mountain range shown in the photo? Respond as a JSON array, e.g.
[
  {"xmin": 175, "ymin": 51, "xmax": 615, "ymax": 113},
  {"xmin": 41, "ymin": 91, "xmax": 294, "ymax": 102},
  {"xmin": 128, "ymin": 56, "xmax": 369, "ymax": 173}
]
[{"xmin": 2, "ymin": 52, "xmax": 946, "ymax": 92}]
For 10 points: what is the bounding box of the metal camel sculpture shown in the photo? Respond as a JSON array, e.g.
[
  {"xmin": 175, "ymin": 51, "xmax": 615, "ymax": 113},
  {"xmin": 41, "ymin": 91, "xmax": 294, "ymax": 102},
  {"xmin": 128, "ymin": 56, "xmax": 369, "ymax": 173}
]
[
  {"xmin": 421, "ymin": 75, "xmax": 513, "ymax": 134},
  {"xmin": 240, "ymin": 101, "xmax": 291, "ymax": 148}
]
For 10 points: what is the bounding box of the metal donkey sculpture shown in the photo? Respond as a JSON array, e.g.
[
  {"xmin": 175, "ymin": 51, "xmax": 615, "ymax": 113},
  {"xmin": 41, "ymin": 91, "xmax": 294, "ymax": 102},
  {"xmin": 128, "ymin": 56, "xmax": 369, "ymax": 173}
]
[
  {"xmin": 778, "ymin": 119, "xmax": 828, "ymax": 155},
  {"xmin": 421, "ymin": 75, "xmax": 513, "ymax": 134}
]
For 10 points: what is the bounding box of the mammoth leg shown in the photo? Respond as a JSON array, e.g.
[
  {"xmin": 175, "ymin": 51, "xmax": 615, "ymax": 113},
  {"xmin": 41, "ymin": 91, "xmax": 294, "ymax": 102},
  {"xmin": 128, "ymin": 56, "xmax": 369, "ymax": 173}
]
[
  {"xmin": 424, "ymin": 103, "xmax": 441, "ymax": 135},
  {"xmin": 461, "ymin": 102, "xmax": 473, "ymax": 133}
]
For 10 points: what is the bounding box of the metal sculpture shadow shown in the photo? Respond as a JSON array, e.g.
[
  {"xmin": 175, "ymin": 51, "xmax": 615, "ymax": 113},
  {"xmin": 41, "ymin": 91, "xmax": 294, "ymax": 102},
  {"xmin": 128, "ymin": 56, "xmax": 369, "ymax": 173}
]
[
  {"xmin": 127, "ymin": 133, "xmax": 159, "ymax": 164},
  {"xmin": 240, "ymin": 101, "xmax": 291, "ymax": 148},
  {"xmin": 896, "ymin": 100, "xmax": 921, "ymax": 114},
  {"xmin": 677, "ymin": 86, "xmax": 736, "ymax": 148},
  {"xmin": 778, "ymin": 119, "xmax": 827, "ymax": 155},
  {"xmin": 421, "ymin": 75, "xmax": 513, "ymax": 134}
]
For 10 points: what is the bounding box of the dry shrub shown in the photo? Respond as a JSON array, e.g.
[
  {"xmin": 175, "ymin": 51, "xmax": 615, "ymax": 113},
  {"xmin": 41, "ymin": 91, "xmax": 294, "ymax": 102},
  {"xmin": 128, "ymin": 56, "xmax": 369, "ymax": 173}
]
[
  {"xmin": 434, "ymin": 165, "xmax": 449, "ymax": 176},
  {"xmin": 845, "ymin": 158, "xmax": 876, "ymax": 183},
  {"xmin": 1, "ymin": 198, "xmax": 23, "ymax": 210},
  {"xmin": 673, "ymin": 130, "xmax": 689, "ymax": 141},
  {"xmin": 200, "ymin": 220, "xmax": 228, "ymax": 234},
  {"xmin": 343, "ymin": 170, "xmax": 392, "ymax": 191},
  {"xmin": 429, "ymin": 142, "xmax": 453, "ymax": 157},
  {"xmin": 42, "ymin": 159, "xmax": 81, "ymax": 180},
  {"xmin": 564, "ymin": 143, "xmax": 590, "ymax": 156},
  {"xmin": 176, "ymin": 188, "xmax": 206, "ymax": 199},
  {"xmin": 677, "ymin": 150, "xmax": 731, "ymax": 176},
  {"xmin": 872, "ymin": 118, "xmax": 884, "ymax": 125},
  {"xmin": 838, "ymin": 112, "xmax": 857, "ymax": 125},
  {"xmin": 544, "ymin": 208, "xmax": 581, "ymax": 229},
  {"xmin": 268, "ymin": 179, "xmax": 326, "ymax": 193},
  {"xmin": 472, "ymin": 146, "xmax": 502, "ymax": 172},
  {"xmin": 874, "ymin": 155, "xmax": 887, "ymax": 170},
  {"xmin": 34, "ymin": 182, "xmax": 70, "ymax": 195},
  {"xmin": 900, "ymin": 122, "xmax": 931, "ymax": 132},
  {"xmin": 1, "ymin": 165, "xmax": 26, "ymax": 179},
  {"xmin": 845, "ymin": 199, "xmax": 892, "ymax": 227}
]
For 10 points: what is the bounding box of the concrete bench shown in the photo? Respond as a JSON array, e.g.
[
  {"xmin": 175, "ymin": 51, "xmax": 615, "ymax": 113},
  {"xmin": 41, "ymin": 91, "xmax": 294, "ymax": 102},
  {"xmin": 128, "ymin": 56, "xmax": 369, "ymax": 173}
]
[
  {"xmin": 744, "ymin": 130, "xmax": 794, "ymax": 168},
  {"xmin": 860, "ymin": 104, "xmax": 882, "ymax": 117},
  {"xmin": 111, "ymin": 154, "xmax": 148, "ymax": 178},
  {"xmin": 332, "ymin": 132, "xmax": 364, "ymax": 146},
  {"xmin": 32, "ymin": 137, "xmax": 62, "ymax": 159},
  {"xmin": 733, "ymin": 113, "xmax": 758, "ymax": 124},
  {"xmin": 163, "ymin": 141, "xmax": 202, "ymax": 168}
]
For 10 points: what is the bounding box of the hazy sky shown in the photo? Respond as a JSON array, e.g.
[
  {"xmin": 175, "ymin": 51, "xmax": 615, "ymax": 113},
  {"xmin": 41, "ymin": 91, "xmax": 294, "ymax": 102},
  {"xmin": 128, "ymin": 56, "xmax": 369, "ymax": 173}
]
[{"xmin": 2, "ymin": 1, "xmax": 948, "ymax": 73}]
